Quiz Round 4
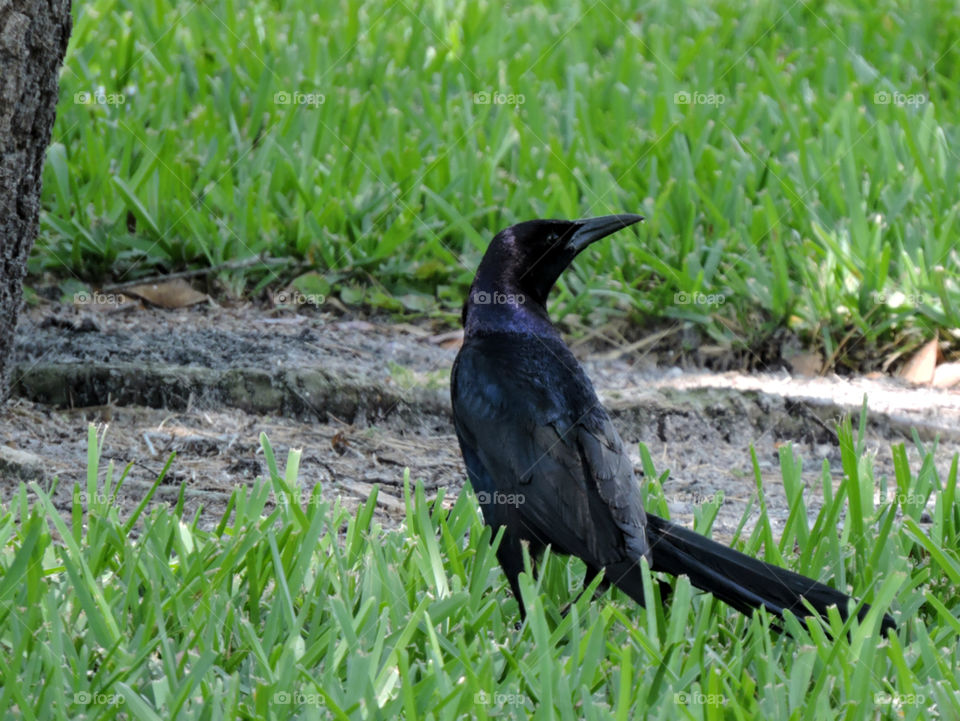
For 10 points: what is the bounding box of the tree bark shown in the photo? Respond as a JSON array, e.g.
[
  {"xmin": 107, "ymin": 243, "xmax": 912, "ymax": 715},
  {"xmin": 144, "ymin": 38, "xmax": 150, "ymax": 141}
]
[{"xmin": 0, "ymin": 0, "xmax": 71, "ymax": 401}]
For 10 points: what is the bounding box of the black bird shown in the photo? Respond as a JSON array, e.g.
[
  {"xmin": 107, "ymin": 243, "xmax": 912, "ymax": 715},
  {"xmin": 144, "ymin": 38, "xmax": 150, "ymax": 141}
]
[{"xmin": 451, "ymin": 214, "xmax": 896, "ymax": 634}]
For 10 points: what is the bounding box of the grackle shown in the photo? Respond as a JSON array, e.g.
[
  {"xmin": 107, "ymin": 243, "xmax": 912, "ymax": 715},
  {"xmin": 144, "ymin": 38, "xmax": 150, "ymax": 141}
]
[{"xmin": 450, "ymin": 214, "xmax": 896, "ymax": 635}]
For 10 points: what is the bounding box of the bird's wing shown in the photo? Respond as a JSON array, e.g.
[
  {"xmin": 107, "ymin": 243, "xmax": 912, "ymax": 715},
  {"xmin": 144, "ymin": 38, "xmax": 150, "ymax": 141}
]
[
  {"xmin": 451, "ymin": 338, "xmax": 649, "ymax": 567},
  {"xmin": 574, "ymin": 418, "xmax": 650, "ymax": 562}
]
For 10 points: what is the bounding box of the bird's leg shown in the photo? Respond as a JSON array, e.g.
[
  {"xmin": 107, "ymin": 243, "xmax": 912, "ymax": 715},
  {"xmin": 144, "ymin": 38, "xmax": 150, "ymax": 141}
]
[{"xmin": 495, "ymin": 532, "xmax": 529, "ymax": 625}]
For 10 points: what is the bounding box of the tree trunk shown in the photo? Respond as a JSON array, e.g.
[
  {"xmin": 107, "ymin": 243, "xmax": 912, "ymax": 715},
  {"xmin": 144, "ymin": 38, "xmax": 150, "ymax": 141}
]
[{"xmin": 0, "ymin": 0, "xmax": 72, "ymax": 402}]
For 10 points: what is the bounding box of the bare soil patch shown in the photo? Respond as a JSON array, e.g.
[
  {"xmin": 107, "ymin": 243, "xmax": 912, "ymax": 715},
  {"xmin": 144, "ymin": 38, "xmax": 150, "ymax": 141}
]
[{"xmin": 4, "ymin": 302, "xmax": 958, "ymax": 540}]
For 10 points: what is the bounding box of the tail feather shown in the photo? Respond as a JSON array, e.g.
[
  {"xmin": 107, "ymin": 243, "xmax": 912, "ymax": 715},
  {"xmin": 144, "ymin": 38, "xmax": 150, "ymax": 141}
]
[{"xmin": 642, "ymin": 514, "xmax": 896, "ymax": 634}]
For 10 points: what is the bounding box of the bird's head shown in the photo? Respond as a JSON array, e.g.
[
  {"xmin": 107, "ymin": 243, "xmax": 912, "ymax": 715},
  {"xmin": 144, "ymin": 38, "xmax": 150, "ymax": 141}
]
[{"xmin": 464, "ymin": 214, "xmax": 644, "ymax": 326}]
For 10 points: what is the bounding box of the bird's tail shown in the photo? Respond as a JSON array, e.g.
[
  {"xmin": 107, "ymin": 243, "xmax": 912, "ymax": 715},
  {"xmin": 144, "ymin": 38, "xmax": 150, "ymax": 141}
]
[{"xmin": 631, "ymin": 513, "xmax": 896, "ymax": 634}]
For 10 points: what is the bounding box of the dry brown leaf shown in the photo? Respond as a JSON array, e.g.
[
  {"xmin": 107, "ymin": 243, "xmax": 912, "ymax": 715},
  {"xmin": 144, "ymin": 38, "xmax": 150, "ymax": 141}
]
[
  {"xmin": 331, "ymin": 431, "xmax": 350, "ymax": 455},
  {"xmin": 899, "ymin": 338, "xmax": 940, "ymax": 385},
  {"xmin": 933, "ymin": 362, "xmax": 960, "ymax": 389},
  {"xmin": 786, "ymin": 351, "xmax": 822, "ymax": 377},
  {"xmin": 428, "ymin": 329, "xmax": 464, "ymax": 350},
  {"xmin": 125, "ymin": 279, "xmax": 208, "ymax": 309}
]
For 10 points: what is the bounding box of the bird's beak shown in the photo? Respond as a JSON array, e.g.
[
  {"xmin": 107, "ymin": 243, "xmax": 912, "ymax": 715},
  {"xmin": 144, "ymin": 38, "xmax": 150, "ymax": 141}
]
[{"xmin": 567, "ymin": 214, "xmax": 644, "ymax": 252}]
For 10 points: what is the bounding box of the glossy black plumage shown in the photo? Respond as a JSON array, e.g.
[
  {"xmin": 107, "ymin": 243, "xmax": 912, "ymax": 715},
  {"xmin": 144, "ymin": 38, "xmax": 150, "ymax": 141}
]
[{"xmin": 451, "ymin": 215, "xmax": 895, "ymax": 635}]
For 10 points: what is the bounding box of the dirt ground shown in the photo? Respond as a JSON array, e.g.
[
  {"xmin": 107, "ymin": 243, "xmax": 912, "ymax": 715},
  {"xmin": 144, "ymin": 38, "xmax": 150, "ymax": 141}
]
[{"xmin": 3, "ymin": 301, "xmax": 958, "ymax": 541}]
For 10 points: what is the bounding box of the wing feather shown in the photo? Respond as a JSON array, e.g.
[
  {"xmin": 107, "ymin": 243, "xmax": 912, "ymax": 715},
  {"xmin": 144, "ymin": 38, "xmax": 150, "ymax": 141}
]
[{"xmin": 451, "ymin": 336, "xmax": 649, "ymax": 567}]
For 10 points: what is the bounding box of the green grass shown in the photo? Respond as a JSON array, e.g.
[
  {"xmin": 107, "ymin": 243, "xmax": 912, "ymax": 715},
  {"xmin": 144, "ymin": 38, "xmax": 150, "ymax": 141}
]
[
  {"xmin": 1, "ymin": 414, "xmax": 958, "ymax": 719},
  {"xmin": 33, "ymin": 0, "xmax": 959, "ymax": 367}
]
